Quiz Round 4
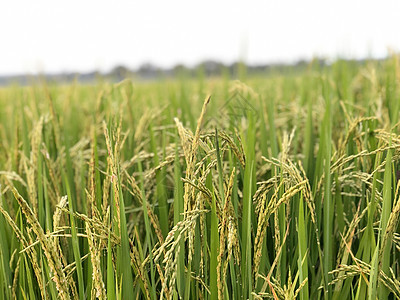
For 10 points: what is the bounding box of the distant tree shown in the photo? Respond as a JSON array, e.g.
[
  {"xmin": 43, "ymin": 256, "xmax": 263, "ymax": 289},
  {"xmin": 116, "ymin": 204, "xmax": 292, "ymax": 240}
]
[
  {"xmin": 196, "ymin": 60, "xmax": 224, "ymax": 76},
  {"xmin": 137, "ymin": 63, "xmax": 159, "ymax": 79},
  {"xmin": 171, "ymin": 64, "xmax": 190, "ymax": 78},
  {"xmin": 110, "ymin": 65, "xmax": 131, "ymax": 80}
]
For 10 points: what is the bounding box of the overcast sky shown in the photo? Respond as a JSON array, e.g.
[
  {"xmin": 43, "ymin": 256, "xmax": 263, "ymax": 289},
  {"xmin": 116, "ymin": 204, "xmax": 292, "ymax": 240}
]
[{"xmin": 1, "ymin": 0, "xmax": 399, "ymax": 75}]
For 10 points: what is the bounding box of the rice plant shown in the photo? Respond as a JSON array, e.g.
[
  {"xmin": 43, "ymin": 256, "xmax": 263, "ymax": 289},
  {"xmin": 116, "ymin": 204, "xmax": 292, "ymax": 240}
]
[{"xmin": 0, "ymin": 57, "xmax": 400, "ymax": 299}]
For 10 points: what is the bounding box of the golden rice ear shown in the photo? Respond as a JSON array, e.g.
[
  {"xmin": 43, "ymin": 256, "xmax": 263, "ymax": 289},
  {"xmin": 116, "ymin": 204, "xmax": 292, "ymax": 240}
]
[
  {"xmin": 10, "ymin": 186, "xmax": 71, "ymax": 299},
  {"xmin": 86, "ymin": 222, "xmax": 106, "ymax": 299}
]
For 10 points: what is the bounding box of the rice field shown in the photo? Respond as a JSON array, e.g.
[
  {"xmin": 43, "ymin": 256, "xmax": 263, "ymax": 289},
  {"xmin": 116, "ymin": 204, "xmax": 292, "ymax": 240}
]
[{"xmin": 0, "ymin": 57, "xmax": 400, "ymax": 299}]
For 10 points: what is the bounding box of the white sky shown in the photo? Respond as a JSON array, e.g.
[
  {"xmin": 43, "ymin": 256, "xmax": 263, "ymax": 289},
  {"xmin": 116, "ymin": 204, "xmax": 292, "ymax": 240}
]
[{"xmin": 1, "ymin": 0, "xmax": 400, "ymax": 75}]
